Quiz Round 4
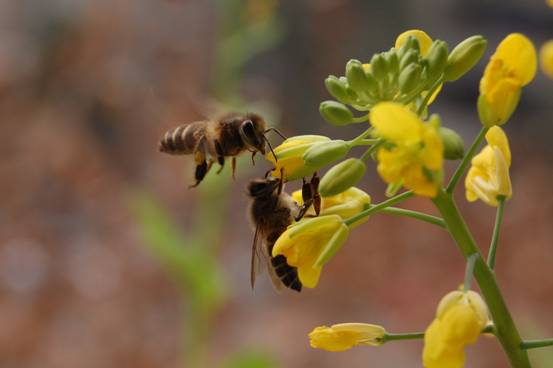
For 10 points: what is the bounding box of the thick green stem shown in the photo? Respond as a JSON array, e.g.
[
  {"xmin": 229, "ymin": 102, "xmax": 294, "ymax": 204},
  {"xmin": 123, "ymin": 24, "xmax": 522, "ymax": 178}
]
[
  {"xmin": 488, "ymin": 196, "xmax": 506, "ymax": 270},
  {"xmin": 521, "ymin": 339, "xmax": 553, "ymax": 350},
  {"xmin": 379, "ymin": 207, "xmax": 446, "ymax": 229},
  {"xmin": 344, "ymin": 191, "xmax": 413, "ymax": 226},
  {"xmin": 432, "ymin": 189, "xmax": 530, "ymax": 368},
  {"xmin": 446, "ymin": 127, "xmax": 488, "ymax": 194}
]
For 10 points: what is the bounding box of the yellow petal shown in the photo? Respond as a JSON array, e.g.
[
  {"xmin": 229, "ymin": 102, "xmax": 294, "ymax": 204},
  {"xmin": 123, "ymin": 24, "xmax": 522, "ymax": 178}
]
[
  {"xmin": 485, "ymin": 126, "xmax": 511, "ymax": 165},
  {"xmin": 309, "ymin": 323, "xmax": 386, "ymax": 352},
  {"xmin": 395, "ymin": 29, "xmax": 433, "ymax": 56},
  {"xmin": 540, "ymin": 40, "xmax": 553, "ymax": 79},
  {"xmin": 494, "ymin": 33, "xmax": 537, "ymax": 86},
  {"xmin": 370, "ymin": 102, "xmax": 422, "ymax": 143},
  {"xmin": 298, "ymin": 265, "xmax": 322, "ymax": 288}
]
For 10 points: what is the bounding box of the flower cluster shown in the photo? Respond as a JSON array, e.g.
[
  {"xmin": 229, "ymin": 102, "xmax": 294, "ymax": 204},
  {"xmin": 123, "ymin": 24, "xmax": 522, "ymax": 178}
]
[{"xmin": 255, "ymin": 29, "xmax": 539, "ymax": 367}]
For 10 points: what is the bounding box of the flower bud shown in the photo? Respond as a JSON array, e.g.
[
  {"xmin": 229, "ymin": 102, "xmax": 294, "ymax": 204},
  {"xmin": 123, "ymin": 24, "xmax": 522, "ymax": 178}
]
[
  {"xmin": 309, "ymin": 323, "xmax": 386, "ymax": 352},
  {"xmin": 445, "ymin": 35, "xmax": 487, "ymax": 82},
  {"xmin": 370, "ymin": 53, "xmax": 388, "ymax": 82},
  {"xmin": 399, "ymin": 49, "xmax": 419, "ymax": 71},
  {"xmin": 346, "ymin": 59, "xmax": 377, "ymax": 97},
  {"xmin": 324, "ymin": 75, "xmax": 354, "ymax": 104},
  {"xmin": 424, "ymin": 40, "xmax": 449, "ymax": 83},
  {"xmin": 540, "ymin": 40, "xmax": 553, "ymax": 79},
  {"xmin": 439, "ymin": 127, "xmax": 465, "ymax": 160},
  {"xmin": 398, "ymin": 63, "xmax": 422, "ymax": 94},
  {"xmin": 319, "ymin": 101, "xmax": 354, "ymax": 126},
  {"xmin": 384, "ymin": 50, "xmax": 399, "ymax": 76},
  {"xmin": 303, "ymin": 140, "xmax": 351, "ymax": 168},
  {"xmin": 319, "ymin": 158, "xmax": 366, "ymax": 197}
]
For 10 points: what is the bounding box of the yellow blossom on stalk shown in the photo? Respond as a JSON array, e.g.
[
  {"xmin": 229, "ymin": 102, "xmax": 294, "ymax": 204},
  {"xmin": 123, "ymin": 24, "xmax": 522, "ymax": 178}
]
[
  {"xmin": 395, "ymin": 29, "xmax": 443, "ymax": 104},
  {"xmin": 369, "ymin": 102, "xmax": 444, "ymax": 197},
  {"xmin": 272, "ymin": 214, "xmax": 349, "ymax": 288},
  {"xmin": 292, "ymin": 187, "xmax": 371, "ymax": 228},
  {"xmin": 266, "ymin": 135, "xmax": 330, "ymax": 181},
  {"xmin": 478, "ymin": 33, "xmax": 537, "ymax": 127},
  {"xmin": 540, "ymin": 40, "xmax": 553, "ymax": 79},
  {"xmin": 395, "ymin": 29, "xmax": 434, "ymax": 56},
  {"xmin": 309, "ymin": 323, "xmax": 386, "ymax": 352},
  {"xmin": 423, "ymin": 290, "xmax": 490, "ymax": 368},
  {"xmin": 465, "ymin": 126, "xmax": 512, "ymax": 207}
]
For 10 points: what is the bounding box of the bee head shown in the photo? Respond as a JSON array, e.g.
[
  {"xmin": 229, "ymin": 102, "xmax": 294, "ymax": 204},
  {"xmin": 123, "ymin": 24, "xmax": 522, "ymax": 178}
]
[
  {"xmin": 247, "ymin": 177, "xmax": 280, "ymax": 198},
  {"xmin": 239, "ymin": 114, "xmax": 267, "ymax": 154}
]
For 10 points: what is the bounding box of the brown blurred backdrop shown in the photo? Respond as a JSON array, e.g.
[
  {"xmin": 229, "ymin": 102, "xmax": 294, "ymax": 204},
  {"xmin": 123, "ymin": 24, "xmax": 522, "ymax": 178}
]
[{"xmin": 1, "ymin": 1, "xmax": 553, "ymax": 367}]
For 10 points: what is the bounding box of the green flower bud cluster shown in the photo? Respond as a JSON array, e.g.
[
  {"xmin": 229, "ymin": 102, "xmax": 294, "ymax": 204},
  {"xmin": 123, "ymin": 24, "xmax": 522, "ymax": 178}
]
[{"xmin": 319, "ymin": 35, "xmax": 488, "ymax": 126}]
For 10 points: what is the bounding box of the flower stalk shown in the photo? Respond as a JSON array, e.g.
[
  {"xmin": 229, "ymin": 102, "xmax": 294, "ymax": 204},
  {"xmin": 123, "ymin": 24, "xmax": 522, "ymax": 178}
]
[
  {"xmin": 446, "ymin": 127, "xmax": 488, "ymax": 193},
  {"xmin": 432, "ymin": 189, "xmax": 530, "ymax": 368},
  {"xmin": 488, "ymin": 196, "xmax": 506, "ymax": 270}
]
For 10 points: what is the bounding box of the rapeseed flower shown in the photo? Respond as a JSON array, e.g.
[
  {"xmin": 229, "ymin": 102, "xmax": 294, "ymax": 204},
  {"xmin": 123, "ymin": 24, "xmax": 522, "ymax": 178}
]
[
  {"xmin": 272, "ymin": 215, "xmax": 348, "ymax": 288},
  {"xmin": 465, "ymin": 126, "xmax": 511, "ymax": 207},
  {"xmin": 539, "ymin": 40, "xmax": 553, "ymax": 79},
  {"xmin": 266, "ymin": 135, "xmax": 330, "ymax": 181},
  {"xmin": 370, "ymin": 102, "xmax": 443, "ymax": 197},
  {"xmin": 309, "ymin": 323, "xmax": 386, "ymax": 352},
  {"xmin": 423, "ymin": 290, "xmax": 489, "ymax": 368},
  {"xmin": 478, "ymin": 33, "xmax": 537, "ymax": 127}
]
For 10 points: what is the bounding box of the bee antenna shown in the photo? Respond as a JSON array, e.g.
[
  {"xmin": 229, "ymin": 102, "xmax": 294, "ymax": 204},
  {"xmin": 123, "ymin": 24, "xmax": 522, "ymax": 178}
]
[
  {"xmin": 264, "ymin": 127, "xmax": 287, "ymax": 140},
  {"xmin": 263, "ymin": 135, "xmax": 278, "ymax": 163}
]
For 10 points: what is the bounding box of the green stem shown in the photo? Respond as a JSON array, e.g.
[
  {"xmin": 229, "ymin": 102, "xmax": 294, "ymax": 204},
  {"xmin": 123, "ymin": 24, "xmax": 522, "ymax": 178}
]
[
  {"xmin": 359, "ymin": 140, "xmax": 383, "ymax": 162},
  {"xmin": 446, "ymin": 127, "xmax": 488, "ymax": 194},
  {"xmin": 379, "ymin": 207, "xmax": 446, "ymax": 229},
  {"xmin": 432, "ymin": 189, "xmax": 530, "ymax": 368},
  {"xmin": 352, "ymin": 115, "xmax": 369, "ymax": 123},
  {"xmin": 521, "ymin": 339, "xmax": 553, "ymax": 350},
  {"xmin": 344, "ymin": 191, "xmax": 413, "ymax": 226},
  {"xmin": 416, "ymin": 76, "xmax": 444, "ymax": 116},
  {"xmin": 464, "ymin": 253, "xmax": 478, "ymax": 291},
  {"xmin": 488, "ymin": 196, "xmax": 506, "ymax": 270},
  {"xmin": 352, "ymin": 138, "xmax": 379, "ymax": 146},
  {"xmin": 382, "ymin": 332, "xmax": 425, "ymax": 343}
]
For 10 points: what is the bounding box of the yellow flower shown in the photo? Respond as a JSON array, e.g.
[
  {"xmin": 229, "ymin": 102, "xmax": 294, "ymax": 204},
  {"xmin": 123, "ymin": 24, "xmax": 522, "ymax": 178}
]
[
  {"xmin": 369, "ymin": 102, "xmax": 443, "ymax": 197},
  {"xmin": 540, "ymin": 40, "xmax": 553, "ymax": 79},
  {"xmin": 478, "ymin": 33, "xmax": 537, "ymax": 127},
  {"xmin": 309, "ymin": 323, "xmax": 386, "ymax": 352},
  {"xmin": 272, "ymin": 215, "xmax": 349, "ymax": 288},
  {"xmin": 395, "ymin": 29, "xmax": 433, "ymax": 56},
  {"xmin": 266, "ymin": 135, "xmax": 330, "ymax": 181},
  {"xmin": 423, "ymin": 290, "xmax": 489, "ymax": 368},
  {"xmin": 292, "ymin": 187, "xmax": 371, "ymax": 227},
  {"xmin": 465, "ymin": 126, "xmax": 512, "ymax": 207},
  {"xmin": 395, "ymin": 29, "xmax": 442, "ymax": 105},
  {"xmin": 548, "ymin": 0, "xmax": 553, "ymax": 8}
]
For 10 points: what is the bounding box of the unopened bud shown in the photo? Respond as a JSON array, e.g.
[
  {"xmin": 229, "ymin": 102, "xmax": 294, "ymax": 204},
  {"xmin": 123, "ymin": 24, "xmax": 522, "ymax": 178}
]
[
  {"xmin": 319, "ymin": 158, "xmax": 366, "ymax": 197},
  {"xmin": 397, "ymin": 35, "xmax": 421, "ymax": 58},
  {"xmin": 319, "ymin": 101, "xmax": 354, "ymax": 126},
  {"xmin": 439, "ymin": 127, "xmax": 465, "ymax": 160},
  {"xmin": 324, "ymin": 75, "xmax": 354, "ymax": 104},
  {"xmin": 399, "ymin": 49, "xmax": 419, "ymax": 71},
  {"xmin": 398, "ymin": 63, "xmax": 422, "ymax": 94},
  {"xmin": 370, "ymin": 54, "xmax": 388, "ymax": 82},
  {"xmin": 303, "ymin": 140, "xmax": 351, "ymax": 168},
  {"xmin": 424, "ymin": 40, "xmax": 449, "ymax": 83},
  {"xmin": 346, "ymin": 59, "xmax": 378, "ymax": 97},
  {"xmin": 384, "ymin": 50, "xmax": 399, "ymax": 76},
  {"xmin": 445, "ymin": 35, "xmax": 488, "ymax": 81}
]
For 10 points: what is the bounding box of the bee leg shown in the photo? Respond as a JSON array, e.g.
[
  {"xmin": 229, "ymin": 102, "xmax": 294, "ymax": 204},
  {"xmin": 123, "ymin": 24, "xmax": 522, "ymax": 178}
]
[
  {"xmin": 264, "ymin": 167, "xmax": 275, "ymax": 178},
  {"xmin": 231, "ymin": 157, "xmax": 237, "ymax": 180},
  {"xmin": 214, "ymin": 140, "xmax": 225, "ymax": 174},
  {"xmin": 251, "ymin": 151, "xmax": 256, "ymax": 166},
  {"xmin": 311, "ymin": 172, "xmax": 321, "ymax": 216},
  {"xmin": 277, "ymin": 168, "xmax": 284, "ymax": 195},
  {"xmin": 295, "ymin": 177, "xmax": 314, "ymax": 221},
  {"xmin": 189, "ymin": 160, "xmax": 208, "ymax": 188}
]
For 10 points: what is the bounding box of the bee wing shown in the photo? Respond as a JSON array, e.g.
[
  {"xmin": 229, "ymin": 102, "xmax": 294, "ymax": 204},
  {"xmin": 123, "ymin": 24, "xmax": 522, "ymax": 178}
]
[{"xmin": 250, "ymin": 226, "xmax": 283, "ymax": 292}]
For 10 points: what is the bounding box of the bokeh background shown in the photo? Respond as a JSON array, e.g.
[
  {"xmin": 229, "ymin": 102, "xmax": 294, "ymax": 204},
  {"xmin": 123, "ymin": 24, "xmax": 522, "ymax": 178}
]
[{"xmin": 2, "ymin": 0, "xmax": 553, "ymax": 367}]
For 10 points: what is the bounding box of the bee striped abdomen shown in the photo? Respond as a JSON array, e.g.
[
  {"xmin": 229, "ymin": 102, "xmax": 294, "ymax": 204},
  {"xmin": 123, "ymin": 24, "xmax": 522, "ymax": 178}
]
[
  {"xmin": 271, "ymin": 254, "xmax": 302, "ymax": 292},
  {"xmin": 159, "ymin": 122, "xmax": 203, "ymax": 155}
]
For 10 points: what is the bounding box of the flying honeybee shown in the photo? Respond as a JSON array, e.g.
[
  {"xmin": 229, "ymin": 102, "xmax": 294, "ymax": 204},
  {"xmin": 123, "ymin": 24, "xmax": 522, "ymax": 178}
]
[
  {"xmin": 159, "ymin": 112, "xmax": 283, "ymax": 188},
  {"xmin": 247, "ymin": 174, "xmax": 321, "ymax": 292}
]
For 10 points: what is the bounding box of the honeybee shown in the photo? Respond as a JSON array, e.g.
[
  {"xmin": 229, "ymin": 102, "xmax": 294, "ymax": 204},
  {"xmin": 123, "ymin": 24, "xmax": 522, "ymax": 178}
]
[
  {"xmin": 247, "ymin": 174, "xmax": 321, "ymax": 292},
  {"xmin": 159, "ymin": 112, "xmax": 283, "ymax": 188}
]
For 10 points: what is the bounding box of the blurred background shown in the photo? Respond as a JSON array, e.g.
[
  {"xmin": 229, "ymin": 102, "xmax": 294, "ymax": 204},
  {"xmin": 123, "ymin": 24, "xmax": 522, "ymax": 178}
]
[{"xmin": 1, "ymin": 0, "xmax": 553, "ymax": 367}]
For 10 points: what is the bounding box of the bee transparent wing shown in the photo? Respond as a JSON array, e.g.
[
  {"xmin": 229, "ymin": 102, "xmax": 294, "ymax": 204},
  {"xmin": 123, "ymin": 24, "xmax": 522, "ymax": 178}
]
[{"xmin": 250, "ymin": 226, "xmax": 283, "ymax": 292}]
